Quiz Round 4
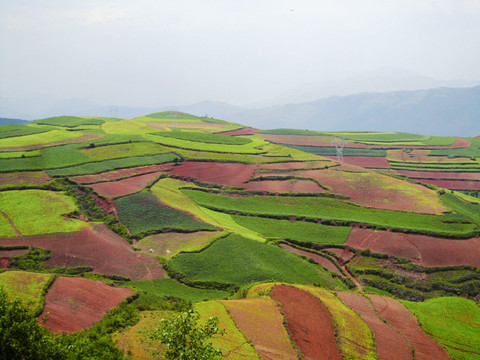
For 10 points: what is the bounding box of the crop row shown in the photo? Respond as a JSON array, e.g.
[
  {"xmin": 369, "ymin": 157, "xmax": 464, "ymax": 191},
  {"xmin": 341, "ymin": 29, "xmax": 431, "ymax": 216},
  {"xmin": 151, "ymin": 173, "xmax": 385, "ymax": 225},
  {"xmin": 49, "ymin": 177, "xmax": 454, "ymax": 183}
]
[
  {"xmin": 151, "ymin": 130, "xmax": 252, "ymax": 145},
  {"xmin": 182, "ymin": 189, "xmax": 477, "ymax": 238}
]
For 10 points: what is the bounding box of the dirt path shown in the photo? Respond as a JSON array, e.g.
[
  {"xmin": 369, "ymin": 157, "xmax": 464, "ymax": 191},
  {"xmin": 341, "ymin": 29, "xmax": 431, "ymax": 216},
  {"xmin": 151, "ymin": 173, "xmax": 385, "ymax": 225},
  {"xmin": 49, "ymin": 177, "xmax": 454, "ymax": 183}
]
[
  {"xmin": 1, "ymin": 210, "xmax": 24, "ymax": 240},
  {"xmin": 339, "ymin": 262, "xmax": 363, "ymax": 292}
]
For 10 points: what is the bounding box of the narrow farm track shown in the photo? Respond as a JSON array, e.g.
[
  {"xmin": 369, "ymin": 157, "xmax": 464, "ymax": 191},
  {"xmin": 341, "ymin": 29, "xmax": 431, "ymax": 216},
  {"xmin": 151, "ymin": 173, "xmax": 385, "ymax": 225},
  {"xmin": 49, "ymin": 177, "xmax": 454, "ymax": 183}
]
[
  {"xmin": 0, "ymin": 210, "xmax": 24, "ymax": 240},
  {"xmin": 368, "ymin": 295, "xmax": 451, "ymax": 360}
]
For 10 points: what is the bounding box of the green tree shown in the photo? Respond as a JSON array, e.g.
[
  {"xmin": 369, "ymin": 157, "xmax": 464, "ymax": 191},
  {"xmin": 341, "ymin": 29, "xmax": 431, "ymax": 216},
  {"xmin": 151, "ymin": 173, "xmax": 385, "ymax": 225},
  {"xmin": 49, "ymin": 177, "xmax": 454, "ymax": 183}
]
[
  {"xmin": 0, "ymin": 287, "xmax": 65, "ymax": 360},
  {"xmin": 150, "ymin": 310, "xmax": 225, "ymax": 360}
]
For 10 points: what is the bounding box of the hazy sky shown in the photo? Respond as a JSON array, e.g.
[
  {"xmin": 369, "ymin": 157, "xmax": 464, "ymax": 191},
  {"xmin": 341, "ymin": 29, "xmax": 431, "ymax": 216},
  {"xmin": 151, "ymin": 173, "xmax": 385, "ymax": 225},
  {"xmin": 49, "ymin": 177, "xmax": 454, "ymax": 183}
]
[{"xmin": 1, "ymin": 0, "xmax": 480, "ymax": 107}]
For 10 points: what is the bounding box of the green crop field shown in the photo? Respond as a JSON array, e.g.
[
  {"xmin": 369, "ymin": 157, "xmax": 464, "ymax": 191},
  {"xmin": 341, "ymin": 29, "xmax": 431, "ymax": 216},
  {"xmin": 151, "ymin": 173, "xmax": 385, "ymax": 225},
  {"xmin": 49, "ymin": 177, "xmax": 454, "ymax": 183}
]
[
  {"xmin": 0, "ymin": 271, "xmax": 55, "ymax": 310},
  {"xmin": 0, "ymin": 189, "xmax": 86, "ymax": 236},
  {"xmin": 35, "ymin": 116, "xmax": 104, "ymax": 127},
  {"xmin": 441, "ymin": 193, "xmax": 480, "ymax": 227},
  {"xmin": 80, "ymin": 142, "xmax": 171, "ymax": 161},
  {"xmin": 285, "ymin": 144, "xmax": 388, "ymax": 157},
  {"xmin": 127, "ymin": 278, "xmax": 228, "ymax": 308},
  {"xmin": 404, "ymin": 297, "xmax": 480, "ymax": 360},
  {"xmin": 231, "ymin": 215, "xmax": 351, "ymax": 245},
  {"xmin": 146, "ymin": 133, "xmax": 267, "ymax": 154},
  {"xmin": 0, "ymin": 129, "xmax": 85, "ymax": 148},
  {"xmin": 152, "ymin": 130, "xmax": 252, "ymax": 145},
  {"xmin": 46, "ymin": 152, "xmax": 178, "ymax": 177},
  {"xmin": 115, "ymin": 190, "xmax": 216, "ymax": 236},
  {"xmin": 168, "ymin": 233, "xmax": 347, "ymax": 289},
  {"xmin": 195, "ymin": 300, "xmax": 260, "ymax": 359},
  {"xmin": 182, "ymin": 189, "xmax": 477, "ymax": 238},
  {"xmin": 0, "ymin": 124, "xmax": 53, "ymax": 139}
]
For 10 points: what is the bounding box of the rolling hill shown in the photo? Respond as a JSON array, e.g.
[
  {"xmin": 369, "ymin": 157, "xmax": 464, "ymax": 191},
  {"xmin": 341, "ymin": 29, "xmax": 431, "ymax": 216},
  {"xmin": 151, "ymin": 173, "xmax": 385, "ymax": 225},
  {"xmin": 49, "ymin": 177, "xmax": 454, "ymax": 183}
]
[{"xmin": 0, "ymin": 112, "xmax": 479, "ymax": 359}]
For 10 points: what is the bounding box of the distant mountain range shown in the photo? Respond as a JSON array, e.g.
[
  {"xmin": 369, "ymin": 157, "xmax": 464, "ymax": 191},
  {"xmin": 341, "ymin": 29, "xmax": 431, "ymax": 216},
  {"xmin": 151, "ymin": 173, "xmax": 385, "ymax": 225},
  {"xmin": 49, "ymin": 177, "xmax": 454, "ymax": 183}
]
[{"xmin": 1, "ymin": 81, "xmax": 479, "ymax": 136}]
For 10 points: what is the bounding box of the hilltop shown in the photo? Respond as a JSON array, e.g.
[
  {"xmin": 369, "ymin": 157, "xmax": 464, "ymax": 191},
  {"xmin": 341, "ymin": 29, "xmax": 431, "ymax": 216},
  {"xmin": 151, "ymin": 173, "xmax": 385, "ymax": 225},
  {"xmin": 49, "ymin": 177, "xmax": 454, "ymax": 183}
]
[{"xmin": 0, "ymin": 112, "xmax": 479, "ymax": 359}]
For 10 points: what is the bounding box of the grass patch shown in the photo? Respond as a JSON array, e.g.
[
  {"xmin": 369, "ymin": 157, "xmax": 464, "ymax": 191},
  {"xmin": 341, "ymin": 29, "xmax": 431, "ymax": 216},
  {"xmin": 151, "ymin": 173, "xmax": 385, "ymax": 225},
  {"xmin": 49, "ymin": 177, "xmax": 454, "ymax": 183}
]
[
  {"xmin": 182, "ymin": 189, "xmax": 476, "ymax": 238},
  {"xmin": 195, "ymin": 300, "xmax": 260, "ymax": 359},
  {"xmin": 153, "ymin": 129, "xmax": 252, "ymax": 145},
  {"xmin": 403, "ymin": 297, "xmax": 480, "ymax": 360},
  {"xmin": 231, "ymin": 215, "xmax": 351, "ymax": 245},
  {"xmin": 150, "ymin": 178, "xmax": 265, "ymax": 241},
  {"xmin": 440, "ymin": 192, "xmax": 480, "ymax": 228},
  {"xmin": 115, "ymin": 190, "xmax": 216, "ymax": 237},
  {"xmin": 168, "ymin": 233, "xmax": 346, "ymax": 290},
  {"xmin": 0, "ymin": 150, "xmax": 41, "ymax": 159},
  {"xmin": 145, "ymin": 133, "xmax": 267, "ymax": 154},
  {"xmin": 127, "ymin": 278, "xmax": 228, "ymax": 309},
  {"xmin": 284, "ymin": 144, "xmax": 388, "ymax": 157},
  {"xmin": 137, "ymin": 231, "xmax": 226, "ymax": 259},
  {"xmin": 80, "ymin": 142, "xmax": 169, "ymax": 161},
  {"xmin": 0, "ymin": 124, "xmax": 53, "ymax": 139},
  {"xmin": 46, "ymin": 153, "xmax": 178, "ymax": 176},
  {"xmin": 0, "ymin": 129, "xmax": 84, "ymax": 148},
  {"xmin": 0, "ymin": 189, "xmax": 86, "ymax": 236},
  {"xmin": 0, "ymin": 271, "xmax": 54, "ymax": 311},
  {"xmin": 35, "ymin": 116, "xmax": 104, "ymax": 127}
]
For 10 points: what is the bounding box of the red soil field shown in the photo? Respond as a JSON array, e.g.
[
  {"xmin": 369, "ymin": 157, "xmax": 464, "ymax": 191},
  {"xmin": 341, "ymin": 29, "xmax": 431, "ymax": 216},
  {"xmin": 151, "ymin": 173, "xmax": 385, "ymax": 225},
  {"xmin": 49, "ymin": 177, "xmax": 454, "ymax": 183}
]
[
  {"xmin": 279, "ymin": 244, "xmax": 343, "ymax": 276},
  {"xmin": 413, "ymin": 178, "xmax": 480, "ymax": 190},
  {"xmin": 393, "ymin": 169, "xmax": 480, "ymax": 181},
  {"xmin": 39, "ymin": 277, "xmax": 132, "ymax": 334},
  {"xmin": 262, "ymin": 135, "xmax": 470, "ymax": 149},
  {"xmin": 368, "ymin": 294, "xmax": 450, "ymax": 360},
  {"xmin": 337, "ymin": 292, "xmax": 412, "ymax": 360},
  {"xmin": 270, "ymin": 284, "xmax": 342, "ymax": 360},
  {"xmin": 87, "ymin": 171, "xmax": 163, "ymax": 198},
  {"xmin": 327, "ymin": 247, "xmax": 355, "ymax": 263},
  {"xmin": 272, "ymin": 168, "xmax": 445, "ymax": 214},
  {"xmin": 324, "ymin": 156, "xmax": 390, "ymax": 168},
  {"xmin": 72, "ymin": 164, "xmax": 173, "ymax": 184},
  {"xmin": 0, "ymin": 171, "xmax": 51, "ymax": 187},
  {"xmin": 0, "ymin": 249, "xmax": 28, "ymax": 268},
  {"xmin": 222, "ymin": 298, "xmax": 298, "ymax": 360},
  {"xmin": 346, "ymin": 228, "xmax": 480, "ymax": 268},
  {"xmin": 0, "ymin": 224, "xmax": 164, "ymax": 280},
  {"xmin": 169, "ymin": 161, "xmax": 257, "ymax": 188},
  {"xmin": 216, "ymin": 128, "xmax": 259, "ymax": 136},
  {"xmin": 245, "ymin": 179, "xmax": 325, "ymax": 193}
]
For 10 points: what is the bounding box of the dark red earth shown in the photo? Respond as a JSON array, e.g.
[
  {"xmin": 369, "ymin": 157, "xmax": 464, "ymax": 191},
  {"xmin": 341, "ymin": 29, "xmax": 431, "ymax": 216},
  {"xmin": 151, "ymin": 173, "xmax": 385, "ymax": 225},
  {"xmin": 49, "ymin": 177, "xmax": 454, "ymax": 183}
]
[
  {"xmin": 270, "ymin": 284, "xmax": 342, "ymax": 360},
  {"xmin": 346, "ymin": 228, "xmax": 480, "ymax": 268},
  {"xmin": 368, "ymin": 294, "xmax": 450, "ymax": 360},
  {"xmin": 39, "ymin": 277, "xmax": 132, "ymax": 334},
  {"xmin": 0, "ymin": 224, "xmax": 164, "ymax": 280}
]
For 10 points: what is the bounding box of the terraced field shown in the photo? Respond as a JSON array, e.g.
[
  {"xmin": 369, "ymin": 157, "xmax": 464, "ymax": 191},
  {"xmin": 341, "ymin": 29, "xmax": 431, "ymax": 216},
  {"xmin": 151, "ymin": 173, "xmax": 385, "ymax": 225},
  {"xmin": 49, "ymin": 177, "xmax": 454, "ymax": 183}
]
[{"xmin": 1, "ymin": 113, "xmax": 479, "ymax": 359}]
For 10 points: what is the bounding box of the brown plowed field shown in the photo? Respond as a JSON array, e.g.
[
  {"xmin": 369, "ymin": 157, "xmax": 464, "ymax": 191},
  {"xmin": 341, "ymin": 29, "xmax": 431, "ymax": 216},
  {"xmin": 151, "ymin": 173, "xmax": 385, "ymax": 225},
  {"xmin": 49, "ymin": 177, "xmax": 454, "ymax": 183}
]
[
  {"xmin": 39, "ymin": 277, "xmax": 132, "ymax": 334},
  {"xmin": 261, "ymin": 135, "xmax": 470, "ymax": 149},
  {"xmin": 327, "ymin": 247, "xmax": 355, "ymax": 263},
  {"xmin": 87, "ymin": 171, "xmax": 163, "ymax": 198},
  {"xmin": 346, "ymin": 228, "xmax": 480, "ymax": 267},
  {"xmin": 222, "ymin": 298, "xmax": 298, "ymax": 360},
  {"xmin": 337, "ymin": 292, "xmax": 412, "ymax": 360},
  {"xmin": 245, "ymin": 179, "xmax": 326, "ymax": 193},
  {"xmin": 324, "ymin": 156, "xmax": 390, "ymax": 168},
  {"xmin": 279, "ymin": 244, "xmax": 343, "ymax": 276},
  {"xmin": 72, "ymin": 164, "xmax": 173, "ymax": 184},
  {"xmin": 271, "ymin": 169, "xmax": 446, "ymax": 214},
  {"xmin": 368, "ymin": 294, "xmax": 451, "ymax": 360},
  {"xmin": 270, "ymin": 284, "xmax": 342, "ymax": 360},
  {"xmin": 0, "ymin": 171, "xmax": 51, "ymax": 187},
  {"xmin": 394, "ymin": 169, "xmax": 480, "ymax": 180},
  {"xmin": 169, "ymin": 161, "xmax": 257, "ymax": 188},
  {"xmin": 0, "ymin": 224, "xmax": 164, "ymax": 280},
  {"xmin": 217, "ymin": 128, "xmax": 259, "ymax": 136},
  {"xmin": 413, "ymin": 179, "xmax": 480, "ymax": 190}
]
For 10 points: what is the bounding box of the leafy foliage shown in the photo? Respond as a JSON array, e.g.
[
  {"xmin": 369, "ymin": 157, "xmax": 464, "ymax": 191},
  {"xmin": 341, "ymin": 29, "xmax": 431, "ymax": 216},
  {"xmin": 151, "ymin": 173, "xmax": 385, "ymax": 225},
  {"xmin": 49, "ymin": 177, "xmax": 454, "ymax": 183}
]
[{"xmin": 149, "ymin": 310, "xmax": 224, "ymax": 360}]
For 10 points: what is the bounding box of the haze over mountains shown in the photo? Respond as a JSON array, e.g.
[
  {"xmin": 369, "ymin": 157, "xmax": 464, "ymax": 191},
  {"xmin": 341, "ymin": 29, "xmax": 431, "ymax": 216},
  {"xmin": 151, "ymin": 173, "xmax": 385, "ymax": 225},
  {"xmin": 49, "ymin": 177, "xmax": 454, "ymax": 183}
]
[{"xmin": 1, "ymin": 69, "xmax": 479, "ymax": 136}]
